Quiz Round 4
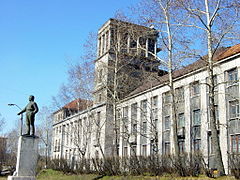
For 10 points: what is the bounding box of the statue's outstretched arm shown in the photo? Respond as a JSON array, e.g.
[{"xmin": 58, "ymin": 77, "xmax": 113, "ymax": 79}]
[{"xmin": 17, "ymin": 107, "xmax": 26, "ymax": 115}]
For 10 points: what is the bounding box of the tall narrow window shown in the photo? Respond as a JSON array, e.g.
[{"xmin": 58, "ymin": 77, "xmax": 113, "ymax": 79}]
[
  {"xmin": 178, "ymin": 113, "xmax": 185, "ymax": 128},
  {"xmin": 102, "ymin": 34, "xmax": 105, "ymax": 54},
  {"xmin": 142, "ymin": 144, "xmax": 147, "ymax": 156},
  {"xmin": 191, "ymin": 82, "xmax": 200, "ymax": 96},
  {"xmin": 227, "ymin": 68, "xmax": 238, "ymax": 86},
  {"xmin": 98, "ymin": 37, "xmax": 101, "ymax": 56},
  {"xmin": 123, "ymin": 106, "xmax": 129, "ymax": 133},
  {"xmin": 229, "ymin": 100, "xmax": 239, "ymax": 119},
  {"xmin": 131, "ymin": 103, "xmax": 138, "ymax": 132},
  {"xmin": 98, "ymin": 69, "xmax": 103, "ymax": 82},
  {"xmin": 193, "ymin": 109, "xmax": 201, "ymax": 126},
  {"xmin": 105, "ymin": 31, "xmax": 109, "ymax": 51}
]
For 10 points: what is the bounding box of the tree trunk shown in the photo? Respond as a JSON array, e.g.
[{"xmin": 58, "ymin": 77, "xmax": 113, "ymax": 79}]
[{"xmin": 205, "ymin": 0, "xmax": 225, "ymax": 175}]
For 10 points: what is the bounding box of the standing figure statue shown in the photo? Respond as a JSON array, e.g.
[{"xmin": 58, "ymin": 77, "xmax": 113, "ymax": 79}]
[{"xmin": 17, "ymin": 95, "xmax": 39, "ymax": 136}]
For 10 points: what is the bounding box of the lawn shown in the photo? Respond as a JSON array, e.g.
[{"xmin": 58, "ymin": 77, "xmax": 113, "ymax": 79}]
[{"xmin": 0, "ymin": 169, "xmax": 237, "ymax": 180}]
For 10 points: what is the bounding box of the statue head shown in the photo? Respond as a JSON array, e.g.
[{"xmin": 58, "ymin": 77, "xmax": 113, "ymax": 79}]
[{"xmin": 29, "ymin": 95, "xmax": 35, "ymax": 101}]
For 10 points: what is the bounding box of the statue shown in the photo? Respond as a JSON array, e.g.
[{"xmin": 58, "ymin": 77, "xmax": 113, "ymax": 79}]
[{"xmin": 17, "ymin": 95, "xmax": 39, "ymax": 136}]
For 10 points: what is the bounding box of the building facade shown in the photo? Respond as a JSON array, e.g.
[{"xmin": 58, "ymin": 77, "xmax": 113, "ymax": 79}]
[{"xmin": 52, "ymin": 19, "xmax": 240, "ymax": 173}]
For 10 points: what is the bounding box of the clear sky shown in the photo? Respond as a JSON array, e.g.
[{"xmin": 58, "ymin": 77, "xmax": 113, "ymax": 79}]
[{"xmin": 0, "ymin": 0, "xmax": 140, "ymax": 135}]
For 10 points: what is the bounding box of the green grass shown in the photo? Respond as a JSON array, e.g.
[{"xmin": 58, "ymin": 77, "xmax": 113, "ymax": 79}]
[
  {"xmin": 0, "ymin": 169, "xmax": 237, "ymax": 180},
  {"xmin": 37, "ymin": 169, "xmax": 98, "ymax": 180}
]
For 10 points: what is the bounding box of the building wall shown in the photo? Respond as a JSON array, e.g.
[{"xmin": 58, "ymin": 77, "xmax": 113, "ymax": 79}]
[
  {"xmin": 117, "ymin": 55, "xmax": 240, "ymax": 173},
  {"xmin": 52, "ymin": 103, "xmax": 107, "ymax": 162}
]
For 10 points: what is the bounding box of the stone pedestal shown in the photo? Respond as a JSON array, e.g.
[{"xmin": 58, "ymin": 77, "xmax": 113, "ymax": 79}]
[{"xmin": 8, "ymin": 136, "xmax": 39, "ymax": 180}]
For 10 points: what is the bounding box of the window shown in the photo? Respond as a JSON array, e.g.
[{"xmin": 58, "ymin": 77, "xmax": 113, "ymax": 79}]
[
  {"xmin": 192, "ymin": 111, "xmax": 201, "ymax": 151},
  {"xmin": 227, "ymin": 68, "xmax": 238, "ymax": 85},
  {"xmin": 191, "ymin": 82, "xmax": 200, "ymax": 96},
  {"xmin": 142, "ymin": 121, "xmax": 147, "ymax": 134},
  {"xmin": 163, "ymin": 115, "xmax": 170, "ymax": 149},
  {"xmin": 141, "ymin": 100, "xmax": 147, "ymax": 128},
  {"xmin": 139, "ymin": 37, "xmax": 146, "ymax": 47},
  {"xmin": 55, "ymin": 140, "xmax": 57, "ymax": 152},
  {"xmin": 131, "ymin": 104, "xmax": 138, "ymax": 135},
  {"xmin": 151, "ymin": 96, "xmax": 158, "ymax": 121},
  {"xmin": 97, "ymin": 112, "xmax": 101, "ymax": 126},
  {"xmin": 121, "ymin": 33, "xmax": 128, "ymax": 52},
  {"xmin": 130, "ymin": 38, "xmax": 137, "ymax": 48},
  {"xmin": 105, "ymin": 31, "xmax": 109, "ymax": 51},
  {"xmin": 131, "ymin": 103, "xmax": 137, "ymax": 124},
  {"xmin": 142, "ymin": 145, "xmax": 147, "ymax": 156},
  {"xmin": 148, "ymin": 38, "xmax": 155, "ymax": 54},
  {"xmin": 65, "ymin": 150, "xmax": 68, "ymax": 159},
  {"xmin": 66, "ymin": 124, "xmax": 69, "ymax": 145},
  {"xmin": 178, "ymin": 140, "xmax": 185, "ymax": 154},
  {"xmin": 229, "ymin": 100, "xmax": 239, "ymax": 119},
  {"xmin": 192, "ymin": 126, "xmax": 201, "ymax": 139},
  {"xmin": 123, "ymin": 146, "xmax": 128, "ymax": 157},
  {"xmin": 98, "ymin": 37, "xmax": 102, "ymax": 56},
  {"xmin": 102, "ymin": 34, "xmax": 105, "ymax": 54},
  {"xmin": 193, "ymin": 109, "xmax": 201, "ymax": 126},
  {"xmin": 141, "ymin": 100, "xmax": 147, "ymax": 114},
  {"xmin": 98, "ymin": 69, "xmax": 103, "ymax": 82},
  {"xmin": 164, "ymin": 116, "xmax": 170, "ymax": 130},
  {"xmin": 163, "ymin": 92, "xmax": 171, "ymax": 104},
  {"xmin": 176, "ymin": 87, "xmax": 184, "ymax": 102},
  {"xmin": 229, "ymin": 119, "xmax": 240, "ymax": 135},
  {"xmin": 231, "ymin": 135, "xmax": 240, "ymax": 153},
  {"xmin": 193, "ymin": 139, "xmax": 201, "ymax": 151},
  {"xmin": 132, "ymin": 124, "xmax": 137, "ymax": 134},
  {"xmin": 178, "ymin": 113, "xmax": 185, "ymax": 128},
  {"xmin": 214, "ymin": 105, "xmax": 219, "ymax": 121},
  {"xmin": 123, "ymin": 106, "xmax": 129, "ymax": 133},
  {"xmin": 123, "ymin": 106, "xmax": 128, "ymax": 119},
  {"xmin": 164, "ymin": 142, "xmax": 170, "ymax": 154},
  {"xmin": 151, "ymin": 96, "xmax": 158, "ymax": 107},
  {"xmin": 154, "ymin": 119, "xmax": 158, "ymax": 129}
]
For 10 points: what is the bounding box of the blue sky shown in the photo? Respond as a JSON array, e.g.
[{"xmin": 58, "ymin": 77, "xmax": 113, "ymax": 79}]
[{"xmin": 0, "ymin": 0, "xmax": 140, "ymax": 134}]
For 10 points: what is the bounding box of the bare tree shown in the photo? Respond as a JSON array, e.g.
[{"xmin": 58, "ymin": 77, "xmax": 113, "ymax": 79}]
[
  {"xmin": 130, "ymin": 0, "xmax": 195, "ymax": 156},
  {"xmin": 0, "ymin": 113, "xmax": 5, "ymax": 134},
  {"xmin": 5, "ymin": 128, "xmax": 18, "ymax": 166},
  {"xmin": 38, "ymin": 106, "xmax": 53, "ymax": 167},
  {"xmin": 177, "ymin": 0, "xmax": 240, "ymax": 175}
]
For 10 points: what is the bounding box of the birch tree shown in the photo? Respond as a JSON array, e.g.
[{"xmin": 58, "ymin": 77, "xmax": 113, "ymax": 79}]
[
  {"xmin": 177, "ymin": 0, "xmax": 240, "ymax": 175},
  {"xmin": 38, "ymin": 106, "xmax": 53, "ymax": 167},
  {"xmin": 0, "ymin": 113, "xmax": 5, "ymax": 134},
  {"xmin": 131, "ymin": 0, "xmax": 194, "ymax": 156}
]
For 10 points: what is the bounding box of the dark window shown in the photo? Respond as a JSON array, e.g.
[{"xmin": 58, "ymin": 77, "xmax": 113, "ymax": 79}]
[
  {"xmin": 227, "ymin": 68, "xmax": 238, "ymax": 85},
  {"xmin": 193, "ymin": 109, "xmax": 201, "ymax": 126}
]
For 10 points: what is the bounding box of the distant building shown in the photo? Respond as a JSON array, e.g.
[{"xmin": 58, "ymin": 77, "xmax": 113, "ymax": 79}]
[{"xmin": 52, "ymin": 18, "xmax": 240, "ymax": 173}]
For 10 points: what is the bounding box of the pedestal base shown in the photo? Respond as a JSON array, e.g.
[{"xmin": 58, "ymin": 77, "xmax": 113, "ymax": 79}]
[
  {"xmin": 7, "ymin": 135, "xmax": 39, "ymax": 180},
  {"xmin": 15, "ymin": 136, "xmax": 39, "ymax": 176},
  {"xmin": 8, "ymin": 176, "xmax": 36, "ymax": 180}
]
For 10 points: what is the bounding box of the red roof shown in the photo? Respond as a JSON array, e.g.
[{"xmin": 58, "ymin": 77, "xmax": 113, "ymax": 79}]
[
  {"xmin": 63, "ymin": 98, "xmax": 93, "ymax": 110},
  {"xmin": 54, "ymin": 99, "xmax": 93, "ymax": 114}
]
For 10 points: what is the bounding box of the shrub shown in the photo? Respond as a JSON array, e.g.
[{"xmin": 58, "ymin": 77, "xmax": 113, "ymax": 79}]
[{"xmin": 229, "ymin": 154, "xmax": 240, "ymax": 179}]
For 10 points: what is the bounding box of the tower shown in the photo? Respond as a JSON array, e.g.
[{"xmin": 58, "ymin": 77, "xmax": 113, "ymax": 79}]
[{"xmin": 93, "ymin": 18, "xmax": 160, "ymax": 105}]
